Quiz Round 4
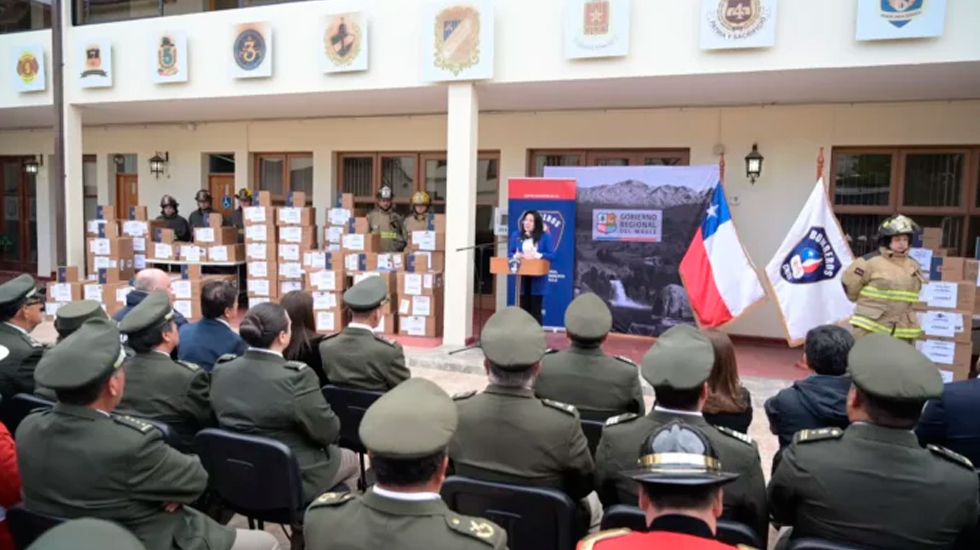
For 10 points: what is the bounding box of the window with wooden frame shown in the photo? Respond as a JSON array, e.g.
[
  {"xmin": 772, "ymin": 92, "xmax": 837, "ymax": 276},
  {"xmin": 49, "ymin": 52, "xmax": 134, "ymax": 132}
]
[
  {"xmin": 253, "ymin": 153, "xmax": 313, "ymax": 206},
  {"xmin": 830, "ymin": 146, "xmax": 980, "ymax": 258},
  {"xmin": 528, "ymin": 148, "xmax": 692, "ymax": 176}
]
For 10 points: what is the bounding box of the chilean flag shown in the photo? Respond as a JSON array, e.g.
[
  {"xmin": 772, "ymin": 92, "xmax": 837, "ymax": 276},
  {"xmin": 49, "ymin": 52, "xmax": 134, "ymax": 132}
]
[{"xmin": 679, "ymin": 183, "xmax": 766, "ymax": 328}]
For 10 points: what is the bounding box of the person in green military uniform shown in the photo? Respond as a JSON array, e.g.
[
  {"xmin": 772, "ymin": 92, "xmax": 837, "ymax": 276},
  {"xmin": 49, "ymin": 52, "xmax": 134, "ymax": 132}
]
[
  {"xmin": 27, "ymin": 518, "xmax": 147, "ymax": 550},
  {"xmin": 536, "ymin": 293, "xmax": 644, "ymax": 420},
  {"xmin": 0, "ymin": 274, "xmax": 46, "ymax": 401},
  {"xmin": 449, "ymin": 307, "xmax": 600, "ymax": 533},
  {"xmin": 117, "ymin": 290, "xmax": 213, "ymax": 452},
  {"xmin": 212, "ymin": 302, "xmax": 359, "ymax": 505},
  {"xmin": 304, "ymin": 378, "xmax": 508, "ymax": 550},
  {"xmin": 16, "ymin": 317, "xmax": 279, "ymax": 550},
  {"xmin": 769, "ymin": 334, "xmax": 979, "ymax": 550},
  {"xmin": 31, "ymin": 300, "xmax": 109, "ymax": 399},
  {"xmin": 367, "ymin": 186, "xmax": 406, "ymax": 253},
  {"xmin": 593, "ymin": 325, "xmax": 768, "ymax": 547},
  {"xmin": 318, "ymin": 277, "xmax": 409, "ymax": 390}
]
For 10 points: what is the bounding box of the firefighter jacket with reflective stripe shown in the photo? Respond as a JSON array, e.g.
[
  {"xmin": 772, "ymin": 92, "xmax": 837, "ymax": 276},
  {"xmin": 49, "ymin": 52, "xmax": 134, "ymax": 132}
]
[{"xmin": 842, "ymin": 247, "xmax": 925, "ymax": 339}]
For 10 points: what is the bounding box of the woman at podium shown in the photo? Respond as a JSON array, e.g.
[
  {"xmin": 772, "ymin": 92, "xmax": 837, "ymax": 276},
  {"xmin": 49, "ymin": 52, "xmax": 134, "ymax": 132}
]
[{"xmin": 509, "ymin": 210, "xmax": 555, "ymax": 324}]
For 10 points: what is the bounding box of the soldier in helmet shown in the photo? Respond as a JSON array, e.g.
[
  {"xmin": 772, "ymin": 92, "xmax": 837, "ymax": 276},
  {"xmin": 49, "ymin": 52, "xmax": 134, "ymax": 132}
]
[
  {"xmin": 401, "ymin": 191, "xmax": 433, "ymax": 244},
  {"xmin": 229, "ymin": 188, "xmax": 253, "ymax": 238},
  {"xmin": 188, "ymin": 190, "xmax": 224, "ymax": 229},
  {"xmin": 841, "ymin": 215, "xmax": 924, "ymax": 341},
  {"xmin": 157, "ymin": 195, "xmax": 191, "ymax": 243},
  {"xmin": 368, "ymin": 186, "xmax": 405, "ymax": 252}
]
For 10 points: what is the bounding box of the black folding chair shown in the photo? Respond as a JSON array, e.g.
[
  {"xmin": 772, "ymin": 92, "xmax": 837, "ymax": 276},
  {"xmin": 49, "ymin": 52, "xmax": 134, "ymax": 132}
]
[
  {"xmin": 579, "ymin": 419, "xmax": 604, "ymax": 458},
  {"xmin": 441, "ymin": 476, "xmax": 577, "ymax": 550},
  {"xmin": 600, "ymin": 504, "xmax": 762, "ymax": 548},
  {"xmin": 6, "ymin": 504, "xmax": 67, "ymax": 550},
  {"xmin": 194, "ymin": 428, "xmax": 305, "ymax": 538},
  {"xmin": 717, "ymin": 520, "xmax": 764, "ymax": 548},
  {"xmin": 788, "ymin": 539, "xmax": 884, "ymax": 550},
  {"xmin": 2, "ymin": 394, "xmax": 54, "ymax": 437},
  {"xmin": 322, "ymin": 385, "xmax": 384, "ymax": 490}
]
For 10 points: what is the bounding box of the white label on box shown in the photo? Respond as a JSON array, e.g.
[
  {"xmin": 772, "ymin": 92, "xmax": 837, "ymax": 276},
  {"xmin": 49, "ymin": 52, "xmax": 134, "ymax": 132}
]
[
  {"xmin": 116, "ymin": 287, "xmax": 134, "ymax": 304},
  {"xmin": 311, "ymin": 270, "xmax": 338, "ymax": 291},
  {"xmin": 93, "ymin": 257, "xmax": 111, "ymax": 269},
  {"xmin": 123, "ymin": 220, "xmax": 148, "ymax": 237},
  {"xmin": 908, "ymin": 247, "xmax": 932, "ymax": 273},
  {"xmin": 399, "ymin": 298, "xmax": 411, "ymax": 315},
  {"xmin": 83, "ymin": 284, "xmax": 103, "ymax": 302},
  {"xmin": 402, "ymin": 315, "xmax": 426, "ymax": 336},
  {"xmin": 174, "ymin": 300, "xmax": 193, "ymax": 319},
  {"xmin": 940, "ymin": 369, "xmax": 954, "ymax": 383},
  {"xmin": 132, "ymin": 237, "xmax": 146, "ymax": 252},
  {"xmin": 922, "ymin": 282, "xmax": 958, "ymax": 309},
  {"xmin": 404, "ymin": 273, "xmax": 422, "ymax": 296},
  {"xmin": 196, "ymin": 228, "xmax": 215, "ymax": 243},
  {"xmin": 280, "ymin": 226, "xmax": 303, "ymax": 243},
  {"xmin": 247, "ymin": 243, "xmax": 267, "ymax": 260},
  {"xmin": 244, "ymin": 206, "xmax": 266, "ymax": 223},
  {"xmin": 313, "ymin": 291, "xmax": 338, "ymax": 310},
  {"xmin": 325, "ymin": 227, "xmax": 344, "ymax": 244},
  {"xmin": 134, "ymin": 254, "xmax": 146, "ymax": 270},
  {"xmin": 281, "ymin": 262, "xmax": 303, "ymax": 279},
  {"xmin": 90, "ymin": 238, "xmax": 111, "ymax": 255},
  {"xmin": 246, "ymin": 225, "xmax": 268, "ymax": 242},
  {"xmin": 50, "ymin": 283, "xmax": 72, "ymax": 302},
  {"xmin": 327, "ymin": 208, "xmax": 351, "ymax": 226},
  {"xmin": 354, "ymin": 272, "xmax": 380, "ymax": 286},
  {"xmin": 345, "ymin": 254, "xmax": 361, "ymax": 272},
  {"xmin": 304, "ymin": 251, "xmax": 325, "ymax": 268},
  {"xmin": 280, "ymin": 207, "xmax": 302, "ymax": 225},
  {"xmin": 327, "ymin": 243, "xmax": 341, "ymax": 252},
  {"xmin": 249, "ymin": 297, "xmax": 270, "ymax": 308},
  {"xmin": 413, "ymin": 295, "xmax": 432, "ymax": 316},
  {"xmin": 172, "ymin": 280, "xmax": 192, "ymax": 300},
  {"xmin": 248, "ymin": 279, "xmax": 271, "ymax": 296},
  {"xmin": 919, "ymin": 311, "xmax": 957, "ymax": 338},
  {"xmin": 423, "ymin": 274, "xmax": 435, "ymax": 289},
  {"xmin": 155, "ymin": 242, "xmax": 173, "ymax": 259},
  {"xmin": 249, "ymin": 261, "xmax": 268, "ymax": 278},
  {"xmin": 916, "ymin": 339, "xmax": 956, "ymax": 366},
  {"xmin": 87, "ymin": 220, "xmax": 105, "ymax": 234},
  {"xmin": 184, "ymin": 246, "xmax": 202, "ymax": 262},
  {"xmin": 281, "ymin": 281, "xmax": 303, "ymax": 294},
  {"xmin": 378, "ymin": 254, "xmax": 394, "ymax": 271},
  {"xmin": 393, "ymin": 254, "xmax": 404, "ymax": 269},
  {"xmin": 47, "ymin": 302, "xmax": 64, "ymax": 317},
  {"xmin": 210, "ymin": 246, "xmax": 228, "ymax": 262},
  {"xmin": 316, "ymin": 311, "xmax": 336, "ymax": 332},
  {"xmin": 279, "ymin": 244, "xmax": 300, "ymax": 261},
  {"xmin": 343, "ymin": 234, "xmax": 365, "ymax": 251},
  {"xmin": 413, "ymin": 231, "xmax": 437, "ymax": 251}
]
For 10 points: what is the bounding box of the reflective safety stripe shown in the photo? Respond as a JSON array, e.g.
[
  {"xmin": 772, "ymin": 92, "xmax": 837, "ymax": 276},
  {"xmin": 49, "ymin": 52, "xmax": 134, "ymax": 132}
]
[
  {"xmin": 893, "ymin": 327, "xmax": 923, "ymax": 338},
  {"xmin": 380, "ymin": 232, "xmax": 400, "ymax": 239},
  {"xmin": 859, "ymin": 286, "xmax": 919, "ymax": 303},
  {"xmin": 850, "ymin": 315, "xmax": 922, "ymax": 339}
]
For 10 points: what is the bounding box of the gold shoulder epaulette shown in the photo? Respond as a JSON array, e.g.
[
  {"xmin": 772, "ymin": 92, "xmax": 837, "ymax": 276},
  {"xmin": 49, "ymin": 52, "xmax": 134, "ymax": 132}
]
[
  {"xmin": 605, "ymin": 413, "xmax": 639, "ymax": 427},
  {"xmin": 113, "ymin": 415, "xmax": 155, "ymax": 434},
  {"xmin": 716, "ymin": 425, "xmax": 755, "ymax": 446},
  {"xmin": 307, "ymin": 491, "xmax": 355, "ymax": 510},
  {"xmin": 793, "ymin": 427, "xmax": 843, "ymax": 445},
  {"xmin": 928, "ymin": 444, "xmax": 974, "ymax": 469},
  {"xmin": 445, "ymin": 516, "xmax": 504, "ymax": 547},
  {"xmin": 542, "ymin": 399, "xmax": 578, "ymax": 416},
  {"xmin": 578, "ymin": 528, "xmax": 631, "ymax": 550}
]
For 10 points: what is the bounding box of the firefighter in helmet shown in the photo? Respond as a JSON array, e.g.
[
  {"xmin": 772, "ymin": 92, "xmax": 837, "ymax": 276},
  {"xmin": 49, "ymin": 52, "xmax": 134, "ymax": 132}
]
[
  {"xmin": 842, "ymin": 215, "xmax": 924, "ymax": 341},
  {"xmin": 156, "ymin": 195, "xmax": 191, "ymax": 242},
  {"xmin": 402, "ymin": 191, "xmax": 433, "ymax": 243},
  {"xmin": 367, "ymin": 186, "xmax": 405, "ymax": 252},
  {"xmin": 229, "ymin": 188, "xmax": 253, "ymax": 238},
  {"xmin": 188, "ymin": 189, "xmax": 225, "ymax": 229}
]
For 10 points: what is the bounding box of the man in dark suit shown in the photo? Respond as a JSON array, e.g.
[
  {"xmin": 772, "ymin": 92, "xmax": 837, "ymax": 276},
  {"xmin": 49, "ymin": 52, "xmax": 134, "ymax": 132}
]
[
  {"xmin": 917, "ymin": 377, "xmax": 980, "ymax": 467},
  {"xmin": 178, "ymin": 281, "xmax": 246, "ymax": 372}
]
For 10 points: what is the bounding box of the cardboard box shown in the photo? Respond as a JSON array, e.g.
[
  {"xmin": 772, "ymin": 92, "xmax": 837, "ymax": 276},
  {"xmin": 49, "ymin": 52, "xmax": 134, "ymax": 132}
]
[
  {"xmin": 303, "ymin": 250, "xmax": 345, "ymax": 272},
  {"xmin": 55, "ymin": 266, "xmax": 80, "ymax": 283},
  {"xmin": 47, "ymin": 281, "xmax": 83, "ymax": 303},
  {"xmin": 918, "ymin": 281, "xmax": 976, "ymax": 312},
  {"xmin": 409, "ymin": 231, "xmax": 446, "ymax": 252},
  {"xmin": 255, "ymin": 191, "xmax": 273, "ymax": 207},
  {"xmin": 127, "ymin": 206, "xmax": 148, "ymax": 221},
  {"xmin": 341, "ymin": 233, "xmax": 381, "ymax": 252},
  {"xmin": 286, "ymin": 191, "xmax": 307, "ymax": 208},
  {"xmin": 344, "ymin": 253, "xmax": 369, "ymax": 273},
  {"xmin": 315, "ymin": 308, "xmax": 345, "ymax": 334},
  {"xmin": 246, "ymin": 242, "xmax": 272, "ymax": 261},
  {"xmin": 96, "ymin": 267, "xmax": 130, "ymax": 285},
  {"xmin": 83, "ymin": 281, "xmax": 129, "ymax": 305},
  {"xmin": 934, "ymin": 257, "xmax": 968, "ymax": 282},
  {"xmin": 247, "ymin": 278, "xmax": 278, "ymax": 298},
  {"xmin": 398, "ymin": 315, "xmax": 441, "ymax": 338},
  {"xmin": 377, "ymin": 314, "xmax": 397, "ymax": 335},
  {"xmin": 397, "ymin": 272, "xmax": 444, "ymax": 297},
  {"xmin": 134, "ymin": 254, "xmax": 147, "ymax": 270},
  {"xmin": 277, "ymin": 207, "xmax": 315, "ymax": 226},
  {"xmin": 326, "ymin": 209, "xmax": 353, "ymax": 228},
  {"xmin": 324, "ymin": 225, "xmax": 347, "ymax": 245},
  {"xmin": 86, "ymin": 219, "xmax": 115, "ymax": 236},
  {"xmin": 208, "ymin": 244, "xmax": 245, "ymax": 263},
  {"xmin": 415, "ymin": 213, "xmax": 446, "ymax": 233},
  {"xmin": 279, "ymin": 226, "xmax": 317, "ymax": 248},
  {"xmin": 248, "ymin": 260, "xmax": 278, "ymax": 279},
  {"xmin": 311, "ymin": 290, "xmax": 342, "ymax": 311},
  {"xmin": 179, "ymin": 244, "xmax": 207, "ymax": 263},
  {"xmin": 278, "ymin": 243, "xmax": 303, "ymax": 262},
  {"xmin": 122, "ymin": 220, "xmax": 151, "ymax": 238},
  {"xmin": 280, "ymin": 280, "xmax": 304, "ymax": 296},
  {"xmin": 173, "ymin": 299, "xmax": 202, "ymax": 321},
  {"xmin": 208, "ymin": 213, "xmax": 224, "ymax": 229},
  {"xmin": 243, "ymin": 206, "xmax": 277, "ymax": 226},
  {"xmin": 244, "ymin": 223, "xmax": 277, "ymax": 243},
  {"xmin": 132, "ymin": 237, "xmax": 147, "ymax": 254},
  {"xmin": 352, "ymin": 271, "xmax": 398, "ymax": 295},
  {"xmin": 172, "ymin": 275, "xmax": 237, "ymax": 302},
  {"xmin": 916, "ymin": 309, "xmax": 972, "ymax": 344},
  {"xmin": 181, "ymin": 264, "xmax": 203, "ymax": 280},
  {"xmin": 397, "ymin": 294, "xmax": 443, "ymax": 318},
  {"xmin": 151, "ymin": 241, "xmax": 177, "ymax": 261},
  {"xmin": 88, "ymin": 237, "xmax": 134, "ymax": 259},
  {"xmin": 248, "ymin": 296, "xmax": 276, "ymax": 309},
  {"xmin": 405, "ymin": 252, "xmax": 445, "ymax": 273},
  {"xmin": 915, "ymin": 227, "xmax": 942, "ymax": 251},
  {"xmin": 306, "ymin": 270, "xmax": 344, "ymax": 292},
  {"xmin": 88, "ymin": 254, "xmax": 135, "ymax": 277},
  {"xmin": 335, "ymin": 193, "xmax": 355, "ymax": 210},
  {"xmin": 370, "ymin": 253, "xmax": 405, "ymax": 272},
  {"xmin": 154, "ymin": 228, "xmax": 176, "ymax": 244},
  {"xmin": 915, "ymin": 339, "xmax": 971, "ymax": 381},
  {"xmin": 279, "ymin": 261, "xmax": 305, "ymax": 280},
  {"xmin": 194, "ymin": 227, "xmax": 239, "ymax": 245},
  {"xmin": 95, "ymin": 205, "xmax": 116, "ymax": 221}
]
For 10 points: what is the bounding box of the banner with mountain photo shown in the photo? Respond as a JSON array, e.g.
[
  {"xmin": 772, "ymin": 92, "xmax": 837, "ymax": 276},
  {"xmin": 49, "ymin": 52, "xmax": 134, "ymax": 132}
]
[{"xmin": 544, "ymin": 165, "xmax": 718, "ymax": 336}]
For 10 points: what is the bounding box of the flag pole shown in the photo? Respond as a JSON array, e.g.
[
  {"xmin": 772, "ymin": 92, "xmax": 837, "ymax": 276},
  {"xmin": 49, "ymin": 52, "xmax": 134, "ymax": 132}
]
[
  {"xmin": 719, "ymin": 152, "xmax": 726, "ymax": 184},
  {"xmin": 794, "ymin": 147, "xmax": 828, "ymax": 371}
]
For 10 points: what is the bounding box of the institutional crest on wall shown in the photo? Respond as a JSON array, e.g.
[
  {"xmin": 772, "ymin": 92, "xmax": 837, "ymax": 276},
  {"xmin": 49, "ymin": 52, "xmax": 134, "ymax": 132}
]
[
  {"xmin": 11, "ymin": 44, "xmax": 45, "ymax": 93},
  {"xmin": 700, "ymin": 0, "xmax": 776, "ymax": 50},
  {"xmin": 232, "ymin": 23, "xmax": 273, "ymax": 79},
  {"xmin": 879, "ymin": 0, "xmax": 924, "ymax": 28},
  {"xmin": 564, "ymin": 0, "xmax": 630, "ymax": 60},
  {"xmin": 78, "ymin": 38, "xmax": 112, "ymax": 88},
  {"xmin": 150, "ymin": 31, "xmax": 188, "ymax": 84},
  {"xmin": 421, "ymin": 1, "xmax": 493, "ymax": 82},
  {"xmin": 855, "ymin": 0, "xmax": 945, "ymax": 41},
  {"xmin": 321, "ymin": 12, "xmax": 368, "ymax": 73}
]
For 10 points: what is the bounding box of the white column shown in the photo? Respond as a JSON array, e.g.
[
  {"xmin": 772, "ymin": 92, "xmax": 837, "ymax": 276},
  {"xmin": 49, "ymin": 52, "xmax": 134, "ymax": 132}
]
[
  {"xmin": 35, "ymin": 157, "xmax": 55, "ymax": 276},
  {"xmin": 234, "ymin": 148, "xmax": 250, "ymax": 196},
  {"xmin": 313, "ymin": 149, "xmax": 334, "ymax": 228},
  {"xmin": 63, "ymin": 105, "xmax": 85, "ymax": 269},
  {"xmin": 442, "ymin": 83, "xmax": 479, "ymax": 346},
  {"xmin": 96, "ymin": 153, "xmax": 111, "ymax": 204}
]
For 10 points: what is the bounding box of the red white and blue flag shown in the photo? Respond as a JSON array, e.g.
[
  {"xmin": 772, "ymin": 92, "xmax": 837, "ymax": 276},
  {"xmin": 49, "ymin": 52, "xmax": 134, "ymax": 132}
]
[{"xmin": 679, "ymin": 183, "xmax": 766, "ymax": 328}]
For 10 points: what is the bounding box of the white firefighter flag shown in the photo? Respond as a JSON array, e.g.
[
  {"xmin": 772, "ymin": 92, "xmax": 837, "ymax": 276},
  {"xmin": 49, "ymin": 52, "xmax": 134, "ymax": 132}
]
[{"xmin": 765, "ymin": 179, "xmax": 855, "ymax": 345}]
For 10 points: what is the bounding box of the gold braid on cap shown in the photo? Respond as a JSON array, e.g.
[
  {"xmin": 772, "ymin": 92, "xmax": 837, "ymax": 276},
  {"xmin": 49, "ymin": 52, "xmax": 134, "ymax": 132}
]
[
  {"xmin": 637, "ymin": 452, "xmax": 722, "ymax": 473},
  {"xmin": 112, "ymin": 347, "xmax": 127, "ymax": 369}
]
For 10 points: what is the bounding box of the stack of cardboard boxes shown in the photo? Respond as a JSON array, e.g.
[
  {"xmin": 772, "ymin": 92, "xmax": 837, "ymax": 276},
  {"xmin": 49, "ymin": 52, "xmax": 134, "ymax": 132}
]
[
  {"xmin": 192, "ymin": 214, "xmax": 242, "ymax": 263},
  {"xmin": 171, "ymin": 264, "xmax": 237, "ymax": 321},
  {"xmin": 278, "ymin": 191, "xmax": 316, "ymax": 301},
  {"xmin": 245, "ymin": 191, "xmax": 280, "ymax": 308},
  {"xmin": 397, "ymin": 212, "xmax": 447, "ymax": 338}
]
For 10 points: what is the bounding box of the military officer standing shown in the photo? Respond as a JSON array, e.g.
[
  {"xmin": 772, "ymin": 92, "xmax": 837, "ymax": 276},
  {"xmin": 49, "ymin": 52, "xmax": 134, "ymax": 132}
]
[
  {"xmin": 318, "ymin": 277, "xmax": 409, "ymax": 390},
  {"xmin": 31, "ymin": 300, "xmax": 109, "ymax": 399},
  {"xmin": 367, "ymin": 186, "xmax": 406, "ymax": 252},
  {"xmin": 536, "ymin": 293, "xmax": 644, "ymax": 419},
  {"xmin": 16, "ymin": 317, "xmax": 279, "ymax": 550},
  {"xmin": 594, "ymin": 325, "xmax": 768, "ymax": 547},
  {"xmin": 769, "ymin": 334, "xmax": 979, "ymax": 550},
  {"xmin": 304, "ymin": 378, "xmax": 508, "ymax": 550},
  {"xmin": 117, "ymin": 290, "xmax": 213, "ymax": 452},
  {"xmin": 0, "ymin": 274, "xmax": 46, "ymax": 401},
  {"xmin": 449, "ymin": 307, "xmax": 599, "ymax": 531}
]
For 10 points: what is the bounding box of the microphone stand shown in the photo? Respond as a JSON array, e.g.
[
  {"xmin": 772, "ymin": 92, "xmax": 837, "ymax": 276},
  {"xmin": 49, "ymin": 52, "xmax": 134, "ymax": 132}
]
[{"xmin": 448, "ymin": 238, "xmax": 507, "ymax": 355}]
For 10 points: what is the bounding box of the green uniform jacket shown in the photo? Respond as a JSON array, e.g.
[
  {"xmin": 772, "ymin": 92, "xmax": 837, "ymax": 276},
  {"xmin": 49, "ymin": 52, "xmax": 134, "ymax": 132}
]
[
  {"xmin": 449, "ymin": 386, "xmax": 595, "ymax": 500},
  {"xmin": 211, "ymin": 349, "xmax": 342, "ymax": 503},
  {"xmin": 368, "ymin": 209, "xmax": 406, "ymax": 252},
  {"xmin": 304, "ymin": 489, "xmax": 508, "ymax": 550},
  {"xmin": 116, "ymin": 351, "xmax": 214, "ymax": 452},
  {"xmin": 318, "ymin": 327, "xmax": 409, "ymax": 391},
  {"xmin": 16, "ymin": 404, "xmax": 235, "ymax": 550},
  {"xmin": 536, "ymin": 346, "xmax": 645, "ymax": 421},
  {"xmin": 595, "ymin": 409, "xmax": 768, "ymax": 546},
  {"xmin": 0, "ymin": 323, "xmax": 45, "ymax": 401},
  {"xmin": 769, "ymin": 423, "xmax": 979, "ymax": 550}
]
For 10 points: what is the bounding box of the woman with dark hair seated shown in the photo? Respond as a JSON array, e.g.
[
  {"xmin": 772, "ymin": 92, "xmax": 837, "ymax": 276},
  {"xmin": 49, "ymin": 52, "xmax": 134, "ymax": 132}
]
[
  {"xmin": 281, "ymin": 290, "xmax": 328, "ymax": 386},
  {"xmin": 701, "ymin": 329, "xmax": 753, "ymax": 434},
  {"xmin": 210, "ymin": 303, "xmax": 359, "ymax": 503}
]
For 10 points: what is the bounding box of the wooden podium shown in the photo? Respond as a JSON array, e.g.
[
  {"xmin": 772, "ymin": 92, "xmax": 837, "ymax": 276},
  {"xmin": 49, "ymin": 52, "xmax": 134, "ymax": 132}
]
[{"xmin": 490, "ymin": 257, "xmax": 550, "ymax": 308}]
